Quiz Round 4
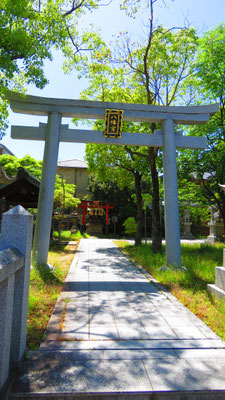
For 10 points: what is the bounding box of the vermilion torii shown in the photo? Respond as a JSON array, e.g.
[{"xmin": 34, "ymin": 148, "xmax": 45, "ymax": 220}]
[{"xmin": 6, "ymin": 92, "xmax": 219, "ymax": 267}]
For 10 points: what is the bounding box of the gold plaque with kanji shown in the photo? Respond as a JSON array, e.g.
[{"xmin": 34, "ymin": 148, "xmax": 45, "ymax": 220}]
[{"xmin": 104, "ymin": 109, "xmax": 123, "ymax": 138}]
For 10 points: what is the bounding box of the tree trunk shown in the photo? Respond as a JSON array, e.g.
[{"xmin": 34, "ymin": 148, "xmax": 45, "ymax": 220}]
[
  {"xmin": 149, "ymin": 148, "xmax": 162, "ymax": 252},
  {"xmin": 134, "ymin": 172, "xmax": 143, "ymax": 246}
]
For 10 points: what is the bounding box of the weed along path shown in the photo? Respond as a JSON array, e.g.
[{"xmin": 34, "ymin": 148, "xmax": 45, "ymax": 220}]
[{"xmin": 10, "ymin": 238, "xmax": 225, "ymax": 400}]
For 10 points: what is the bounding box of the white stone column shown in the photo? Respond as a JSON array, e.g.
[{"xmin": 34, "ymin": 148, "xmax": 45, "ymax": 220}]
[
  {"xmin": 33, "ymin": 112, "xmax": 61, "ymax": 265},
  {"xmin": 162, "ymin": 119, "xmax": 181, "ymax": 267}
]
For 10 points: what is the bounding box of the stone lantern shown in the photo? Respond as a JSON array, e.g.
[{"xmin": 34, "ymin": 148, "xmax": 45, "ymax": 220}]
[
  {"xmin": 207, "ymin": 205, "xmax": 223, "ymax": 243},
  {"xmin": 181, "ymin": 209, "xmax": 194, "ymax": 240}
]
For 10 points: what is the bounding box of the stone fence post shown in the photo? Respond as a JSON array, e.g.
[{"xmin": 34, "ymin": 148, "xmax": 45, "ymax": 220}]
[{"xmin": 0, "ymin": 205, "xmax": 33, "ymax": 391}]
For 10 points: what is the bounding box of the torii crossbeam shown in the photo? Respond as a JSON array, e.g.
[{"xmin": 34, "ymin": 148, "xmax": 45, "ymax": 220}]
[{"xmin": 6, "ymin": 92, "xmax": 219, "ymax": 267}]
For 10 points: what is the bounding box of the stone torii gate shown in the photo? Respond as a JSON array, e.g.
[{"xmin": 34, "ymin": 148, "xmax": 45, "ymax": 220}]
[{"xmin": 6, "ymin": 92, "xmax": 218, "ymax": 267}]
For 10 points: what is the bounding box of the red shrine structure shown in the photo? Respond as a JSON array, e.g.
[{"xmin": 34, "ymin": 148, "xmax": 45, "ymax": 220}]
[{"xmin": 78, "ymin": 200, "xmax": 114, "ymax": 232}]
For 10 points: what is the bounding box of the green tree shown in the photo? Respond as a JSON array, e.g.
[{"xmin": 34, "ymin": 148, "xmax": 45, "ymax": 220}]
[
  {"xmin": 178, "ymin": 24, "xmax": 225, "ymax": 230},
  {"xmin": 85, "ymin": 142, "xmax": 152, "ymax": 244},
  {"xmin": 54, "ymin": 173, "xmax": 80, "ymax": 240},
  {"xmin": 123, "ymin": 217, "xmax": 137, "ymax": 236},
  {"xmin": 0, "ymin": 154, "xmax": 43, "ymax": 177},
  {"xmin": 67, "ymin": 0, "xmax": 198, "ymax": 250},
  {"xmin": 0, "ymin": 0, "xmax": 100, "ymax": 136}
]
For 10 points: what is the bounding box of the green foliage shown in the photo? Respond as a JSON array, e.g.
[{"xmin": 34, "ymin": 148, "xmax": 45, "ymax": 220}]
[
  {"xmin": 177, "ymin": 24, "xmax": 225, "ymax": 230},
  {"xmin": 85, "ymin": 142, "xmax": 148, "ymax": 188},
  {"xmin": 0, "ymin": 0, "xmax": 100, "ymax": 88},
  {"xmin": 85, "ymin": 173, "xmax": 137, "ymax": 214},
  {"xmin": 53, "ymin": 230, "xmax": 88, "ymax": 240},
  {"xmin": 75, "ymin": 24, "xmax": 198, "ymax": 107},
  {"xmin": 195, "ymin": 23, "xmax": 225, "ymax": 104},
  {"xmin": 123, "ymin": 217, "xmax": 137, "ymax": 235},
  {"xmin": 0, "ymin": 154, "xmax": 80, "ymax": 209},
  {"xmin": 0, "ymin": 154, "xmax": 43, "ymax": 177},
  {"xmin": 54, "ymin": 178, "xmax": 80, "ymax": 209},
  {"xmin": 75, "ymin": 7, "xmax": 199, "ymax": 251},
  {"xmin": 0, "ymin": 0, "xmax": 100, "ymax": 136}
]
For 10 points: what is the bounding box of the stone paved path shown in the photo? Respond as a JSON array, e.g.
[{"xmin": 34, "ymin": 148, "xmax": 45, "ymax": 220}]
[{"xmin": 10, "ymin": 238, "xmax": 225, "ymax": 399}]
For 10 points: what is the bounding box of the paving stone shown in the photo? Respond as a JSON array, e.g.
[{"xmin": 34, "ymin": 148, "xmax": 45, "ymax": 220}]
[
  {"xmin": 162, "ymin": 316, "xmax": 196, "ymax": 327},
  {"xmin": 90, "ymin": 314, "xmax": 115, "ymax": 326},
  {"xmin": 138, "ymin": 313, "xmax": 167, "ymax": 325},
  {"xmin": 133, "ymin": 302, "xmax": 157, "ymax": 312},
  {"xmin": 197, "ymin": 323, "xmax": 222, "ymax": 339},
  {"xmin": 114, "ymin": 312, "xmax": 140, "ymax": 325},
  {"xmin": 117, "ymin": 325, "xmax": 149, "ymax": 340},
  {"xmin": 143, "ymin": 358, "xmax": 225, "ymax": 391},
  {"xmin": 175, "ymin": 348, "xmax": 225, "ymax": 359},
  {"xmin": 90, "ymin": 325, "xmax": 119, "ymax": 340},
  {"xmin": 144, "ymin": 325, "xmax": 178, "ymax": 339},
  {"xmin": 10, "ymin": 356, "xmax": 151, "ymax": 394},
  {"xmin": 172, "ymin": 325, "xmax": 207, "ymax": 339},
  {"xmin": 58, "ymin": 324, "xmax": 89, "ymax": 340},
  {"xmin": 89, "ymin": 306, "xmax": 113, "ymax": 316},
  {"xmin": 103, "ymin": 349, "xmax": 177, "ymax": 360}
]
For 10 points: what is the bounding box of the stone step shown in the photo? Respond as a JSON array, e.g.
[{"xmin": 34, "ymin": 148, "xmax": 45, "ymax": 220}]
[
  {"xmin": 215, "ymin": 267, "xmax": 225, "ymax": 291},
  {"xmin": 9, "ymin": 350, "xmax": 225, "ymax": 400},
  {"xmin": 207, "ymin": 283, "xmax": 225, "ymax": 301},
  {"xmin": 8, "ymin": 390, "xmax": 225, "ymax": 400}
]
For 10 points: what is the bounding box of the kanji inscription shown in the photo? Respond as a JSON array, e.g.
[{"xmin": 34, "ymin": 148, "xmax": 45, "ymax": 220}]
[{"xmin": 104, "ymin": 109, "xmax": 123, "ymax": 138}]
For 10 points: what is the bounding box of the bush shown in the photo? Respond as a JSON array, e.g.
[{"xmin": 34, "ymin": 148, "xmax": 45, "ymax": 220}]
[{"xmin": 123, "ymin": 217, "xmax": 137, "ymax": 235}]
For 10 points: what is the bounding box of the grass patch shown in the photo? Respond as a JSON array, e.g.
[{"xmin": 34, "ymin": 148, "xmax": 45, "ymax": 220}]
[
  {"xmin": 27, "ymin": 241, "xmax": 78, "ymax": 350},
  {"xmin": 115, "ymin": 240, "xmax": 225, "ymax": 341},
  {"xmin": 53, "ymin": 230, "xmax": 89, "ymax": 241}
]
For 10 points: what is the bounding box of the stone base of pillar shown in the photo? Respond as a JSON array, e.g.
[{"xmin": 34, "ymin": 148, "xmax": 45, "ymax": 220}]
[
  {"xmin": 207, "ymin": 235, "xmax": 222, "ymax": 243},
  {"xmin": 181, "ymin": 232, "xmax": 194, "ymax": 240},
  {"xmin": 207, "ymin": 266, "xmax": 225, "ymax": 302},
  {"xmin": 207, "ymin": 222, "xmax": 223, "ymax": 243}
]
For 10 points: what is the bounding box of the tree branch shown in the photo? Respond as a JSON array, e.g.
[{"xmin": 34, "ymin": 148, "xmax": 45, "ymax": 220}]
[{"xmin": 62, "ymin": 0, "xmax": 86, "ymax": 17}]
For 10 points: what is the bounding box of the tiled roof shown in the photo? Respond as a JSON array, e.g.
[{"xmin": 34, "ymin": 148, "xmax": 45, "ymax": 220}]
[
  {"xmin": 57, "ymin": 159, "xmax": 88, "ymax": 169},
  {"xmin": 0, "ymin": 144, "xmax": 15, "ymax": 156}
]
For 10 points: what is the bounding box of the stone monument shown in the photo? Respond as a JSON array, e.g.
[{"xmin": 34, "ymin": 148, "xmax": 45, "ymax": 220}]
[
  {"xmin": 207, "ymin": 206, "xmax": 223, "ymax": 243},
  {"xmin": 181, "ymin": 209, "xmax": 194, "ymax": 240}
]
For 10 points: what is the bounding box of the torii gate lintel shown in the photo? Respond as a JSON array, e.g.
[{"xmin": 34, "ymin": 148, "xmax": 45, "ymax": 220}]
[{"xmin": 5, "ymin": 92, "xmax": 219, "ymax": 267}]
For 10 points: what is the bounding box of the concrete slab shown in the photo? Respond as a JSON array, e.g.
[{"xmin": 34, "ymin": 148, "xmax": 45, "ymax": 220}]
[
  {"xmin": 10, "ymin": 238, "xmax": 225, "ymax": 400},
  {"xmin": 117, "ymin": 325, "xmax": 149, "ymax": 340},
  {"xmin": 143, "ymin": 358, "xmax": 225, "ymax": 391},
  {"xmin": 90, "ymin": 325, "xmax": 119, "ymax": 340},
  {"xmin": 10, "ymin": 353, "xmax": 153, "ymax": 395}
]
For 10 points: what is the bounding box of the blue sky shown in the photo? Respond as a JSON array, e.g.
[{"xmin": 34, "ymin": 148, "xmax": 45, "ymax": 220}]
[{"xmin": 2, "ymin": 0, "xmax": 225, "ymax": 161}]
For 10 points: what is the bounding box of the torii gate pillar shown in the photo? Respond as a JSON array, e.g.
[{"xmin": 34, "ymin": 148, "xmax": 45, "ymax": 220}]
[
  {"xmin": 163, "ymin": 119, "xmax": 181, "ymax": 266},
  {"xmin": 32, "ymin": 112, "xmax": 61, "ymax": 265}
]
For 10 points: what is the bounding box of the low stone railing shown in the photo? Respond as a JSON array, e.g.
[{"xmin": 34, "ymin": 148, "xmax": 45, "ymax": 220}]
[
  {"xmin": 0, "ymin": 205, "xmax": 33, "ymax": 393},
  {"xmin": 207, "ymin": 248, "xmax": 225, "ymax": 302}
]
